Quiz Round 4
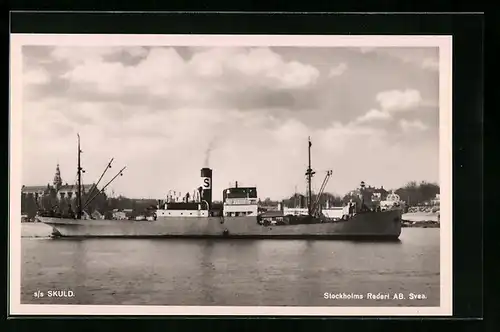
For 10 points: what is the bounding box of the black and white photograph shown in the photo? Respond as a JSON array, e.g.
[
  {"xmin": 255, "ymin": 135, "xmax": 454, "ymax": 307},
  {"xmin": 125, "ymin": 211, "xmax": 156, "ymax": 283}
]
[{"xmin": 10, "ymin": 34, "xmax": 452, "ymax": 316}]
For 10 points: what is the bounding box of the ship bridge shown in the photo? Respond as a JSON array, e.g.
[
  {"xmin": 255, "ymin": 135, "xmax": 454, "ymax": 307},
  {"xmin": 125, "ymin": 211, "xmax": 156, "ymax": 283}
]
[{"xmin": 222, "ymin": 183, "xmax": 258, "ymax": 217}]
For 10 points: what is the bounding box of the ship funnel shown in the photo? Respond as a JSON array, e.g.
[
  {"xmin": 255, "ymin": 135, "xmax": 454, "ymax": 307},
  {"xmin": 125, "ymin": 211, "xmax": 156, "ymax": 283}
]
[{"xmin": 200, "ymin": 168, "xmax": 212, "ymax": 208}]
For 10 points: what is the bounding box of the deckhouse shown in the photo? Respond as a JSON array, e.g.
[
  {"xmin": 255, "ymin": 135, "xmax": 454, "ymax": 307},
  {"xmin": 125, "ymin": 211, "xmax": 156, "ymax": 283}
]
[{"xmin": 222, "ymin": 182, "xmax": 258, "ymax": 217}]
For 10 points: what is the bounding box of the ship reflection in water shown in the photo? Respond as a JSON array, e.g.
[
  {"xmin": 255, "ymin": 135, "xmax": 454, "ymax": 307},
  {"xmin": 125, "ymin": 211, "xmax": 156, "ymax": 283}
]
[{"xmin": 21, "ymin": 228, "xmax": 439, "ymax": 306}]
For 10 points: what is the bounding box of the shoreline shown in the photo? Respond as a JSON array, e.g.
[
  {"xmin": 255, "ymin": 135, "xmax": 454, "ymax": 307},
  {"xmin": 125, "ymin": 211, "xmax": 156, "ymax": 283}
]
[
  {"xmin": 401, "ymin": 212, "xmax": 440, "ymax": 228},
  {"xmin": 401, "ymin": 222, "xmax": 439, "ymax": 228}
]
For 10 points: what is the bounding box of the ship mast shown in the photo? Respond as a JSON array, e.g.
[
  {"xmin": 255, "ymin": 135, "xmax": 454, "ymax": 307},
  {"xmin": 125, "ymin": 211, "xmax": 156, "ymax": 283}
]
[
  {"xmin": 76, "ymin": 133, "xmax": 82, "ymax": 219},
  {"xmin": 306, "ymin": 136, "xmax": 315, "ymax": 216}
]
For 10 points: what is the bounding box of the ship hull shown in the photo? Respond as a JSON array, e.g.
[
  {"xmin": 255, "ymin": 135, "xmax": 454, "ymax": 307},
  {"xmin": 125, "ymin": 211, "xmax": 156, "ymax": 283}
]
[{"xmin": 38, "ymin": 209, "xmax": 401, "ymax": 240}]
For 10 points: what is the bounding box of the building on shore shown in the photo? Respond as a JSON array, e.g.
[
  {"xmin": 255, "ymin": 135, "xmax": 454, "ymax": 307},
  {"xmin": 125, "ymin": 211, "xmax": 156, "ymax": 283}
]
[
  {"xmin": 112, "ymin": 210, "xmax": 127, "ymax": 220},
  {"xmin": 430, "ymin": 194, "xmax": 440, "ymax": 206},
  {"xmin": 111, "ymin": 208, "xmax": 134, "ymax": 220},
  {"xmin": 21, "ymin": 164, "xmax": 98, "ymax": 211},
  {"xmin": 345, "ymin": 185, "xmax": 389, "ymax": 201}
]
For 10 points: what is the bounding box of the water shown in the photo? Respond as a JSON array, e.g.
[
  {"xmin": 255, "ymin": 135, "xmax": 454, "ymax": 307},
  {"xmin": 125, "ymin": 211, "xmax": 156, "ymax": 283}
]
[{"xmin": 20, "ymin": 227, "xmax": 440, "ymax": 306}]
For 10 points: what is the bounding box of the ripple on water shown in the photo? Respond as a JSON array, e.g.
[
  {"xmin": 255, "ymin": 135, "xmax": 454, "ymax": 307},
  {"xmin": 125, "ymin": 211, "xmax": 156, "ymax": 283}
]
[{"xmin": 20, "ymin": 228, "xmax": 440, "ymax": 306}]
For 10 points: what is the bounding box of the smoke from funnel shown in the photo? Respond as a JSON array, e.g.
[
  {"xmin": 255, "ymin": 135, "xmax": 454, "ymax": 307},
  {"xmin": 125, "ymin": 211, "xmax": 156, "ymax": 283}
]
[{"xmin": 204, "ymin": 137, "xmax": 218, "ymax": 167}]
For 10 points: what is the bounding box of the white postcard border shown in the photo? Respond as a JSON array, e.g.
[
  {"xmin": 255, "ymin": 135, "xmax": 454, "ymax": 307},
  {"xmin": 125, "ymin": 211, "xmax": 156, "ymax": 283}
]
[{"xmin": 9, "ymin": 33, "xmax": 453, "ymax": 316}]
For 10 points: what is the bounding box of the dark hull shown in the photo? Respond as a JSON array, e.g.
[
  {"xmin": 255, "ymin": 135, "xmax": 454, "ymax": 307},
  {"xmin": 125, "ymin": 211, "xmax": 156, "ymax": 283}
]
[{"xmin": 38, "ymin": 209, "xmax": 402, "ymax": 240}]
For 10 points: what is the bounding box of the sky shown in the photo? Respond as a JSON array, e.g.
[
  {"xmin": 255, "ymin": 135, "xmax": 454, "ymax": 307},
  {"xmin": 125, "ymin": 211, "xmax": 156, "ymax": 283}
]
[{"xmin": 21, "ymin": 45, "xmax": 440, "ymax": 200}]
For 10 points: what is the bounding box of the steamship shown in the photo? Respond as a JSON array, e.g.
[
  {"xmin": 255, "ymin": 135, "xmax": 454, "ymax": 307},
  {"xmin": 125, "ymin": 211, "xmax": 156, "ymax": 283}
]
[{"xmin": 37, "ymin": 135, "xmax": 402, "ymax": 240}]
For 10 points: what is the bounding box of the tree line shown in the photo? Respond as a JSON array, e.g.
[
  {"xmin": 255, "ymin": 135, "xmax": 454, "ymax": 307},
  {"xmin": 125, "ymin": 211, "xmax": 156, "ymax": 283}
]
[
  {"xmin": 393, "ymin": 181, "xmax": 440, "ymax": 206},
  {"xmin": 262, "ymin": 180, "xmax": 440, "ymax": 209},
  {"xmin": 21, "ymin": 180, "xmax": 439, "ymax": 219},
  {"xmin": 21, "ymin": 187, "xmax": 155, "ymax": 219}
]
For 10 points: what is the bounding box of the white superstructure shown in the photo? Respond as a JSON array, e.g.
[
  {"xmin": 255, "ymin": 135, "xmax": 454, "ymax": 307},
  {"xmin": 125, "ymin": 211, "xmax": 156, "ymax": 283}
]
[
  {"xmin": 380, "ymin": 192, "xmax": 405, "ymax": 211},
  {"xmin": 222, "ymin": 185, "xmax": 259, "ymax": 217}
]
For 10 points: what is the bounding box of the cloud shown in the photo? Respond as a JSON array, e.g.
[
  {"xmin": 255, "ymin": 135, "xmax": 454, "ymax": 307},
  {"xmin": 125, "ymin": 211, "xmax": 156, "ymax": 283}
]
[
  {"xmin": 62, "ymin": 60, "xmax": 128, "ymax": 94},
  {"xmin": 21, "ymin": 96, "xmax": 428, "ymax": 199},
  {"xmin": 23, "ymin": 68, "xmax": 50, "ymax": 85},
  {"xmin": 376, "ymin": 89, "xmax": 423, "ymax": 113},
  {"xmin": 400, "ymin": 119, "xmax": 428, "ymax": 133},
  {"xmin": 316, "ymin": 121, "xmax": 387, "ymax": 154},
  {"xmin": 58, "ymin": 47, "xmax": 320, "ymax": 99},
  {"xmin": 37, "ymin": 46, "xmax": 323, "ymax": 121},
  {"xmin": 359, "ymin": 47, "xmax": 375, "ymax": 54},
  {"xmin": 23, "ymin": 46, "xmax": 440, "ymax": 125},
  {"xmin": 328, "ymin": 63, "xmax": 348, "ymax": 77},
  {"xmin": 51, "ymin": 46, "xmax": 148, "ymax": 65},
  {"xmin": 357, "ymin": 47, "xmax": 439, "ymax": 71},
  {"xmin": 51, "ymin": 47, "xmax": 119, "ymax": 65},
  {"xmin": 422, "ymin": 58, "xmax": 439, "ymax": 71},
  {"xmin": 20, "ymin": 45, "xmax": 439, "ymax": 199},
  {"xmin": 124, "ymin": 46, "xmax": 149, "ymax": 58},
  {"xmin": 355, "ymin": 109, "xmax": 392, "ymax": 123},
  {"xmin": 221, "ymin": 48, "xmax": 320, "ymax": 88},
  {"xmin": 61, "ymin": 47, "xmax": 186, "ymax": 95}
]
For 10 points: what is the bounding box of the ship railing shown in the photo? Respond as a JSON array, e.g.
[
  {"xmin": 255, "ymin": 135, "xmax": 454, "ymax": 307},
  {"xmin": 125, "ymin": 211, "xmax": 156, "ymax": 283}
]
[{"xmin": 201, "ymin": 200, "xmax": 210, "ymax": 211}]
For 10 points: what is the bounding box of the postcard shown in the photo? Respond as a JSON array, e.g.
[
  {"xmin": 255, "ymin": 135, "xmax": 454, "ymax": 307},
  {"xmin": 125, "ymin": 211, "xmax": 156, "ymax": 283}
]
[{"xmin": 10, "ymin": 33, "xmax": 452, "ymax": 316}]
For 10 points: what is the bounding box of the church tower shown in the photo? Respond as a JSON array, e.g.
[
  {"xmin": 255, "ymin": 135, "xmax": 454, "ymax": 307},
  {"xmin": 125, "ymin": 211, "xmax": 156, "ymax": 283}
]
[{"xmin": 53, "ymin": 163, "xmax": 63, "ymax": 191}]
